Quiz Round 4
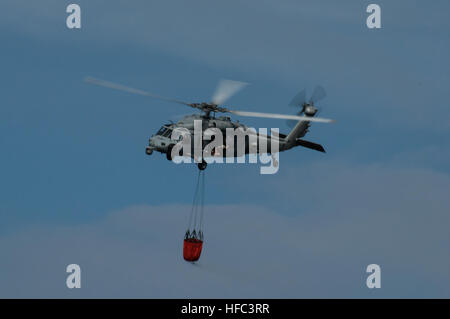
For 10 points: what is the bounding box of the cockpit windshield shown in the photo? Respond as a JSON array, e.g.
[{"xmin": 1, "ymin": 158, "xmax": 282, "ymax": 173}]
[{"xmin": 156, "ymin": 126, "xmax": 172, "ymax": 138}]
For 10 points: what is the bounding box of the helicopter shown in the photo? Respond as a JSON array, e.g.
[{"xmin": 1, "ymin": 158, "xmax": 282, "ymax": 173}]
[{"xmin": 85, "ymin": 77, "xmax": 335, "ymax": 170}]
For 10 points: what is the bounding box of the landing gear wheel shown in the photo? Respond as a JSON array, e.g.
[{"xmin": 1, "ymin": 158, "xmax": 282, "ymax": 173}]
[
  {"xmin": 197, "ymin": 160, "xmax": 207, "ymax": 170},
  {"xmin": 145, "ymin": 147, "xmax": 153, "ymax": 155}
]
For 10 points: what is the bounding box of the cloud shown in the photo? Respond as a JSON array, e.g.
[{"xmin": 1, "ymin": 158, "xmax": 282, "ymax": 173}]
[{"xmin": 0, "ymin": 161, "xmax": 449, "ymax": 298}]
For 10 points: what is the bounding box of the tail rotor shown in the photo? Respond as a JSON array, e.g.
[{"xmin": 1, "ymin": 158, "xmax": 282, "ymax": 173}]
[{"xmin": 286, "ymin": 85, "xmax": 327, "ymax": 128}]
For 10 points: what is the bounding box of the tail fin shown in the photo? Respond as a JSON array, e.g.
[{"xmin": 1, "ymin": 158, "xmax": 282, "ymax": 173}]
[
  {"xmin": 296, "ymin": 139, "xmax": 326, "ymax": 153},
  {"xmin": 284, "ymin": 120, "xmax": 326, "ymax": 153},
  {"xmin": 286, "ymin": 120, "xmax": 310, "ymax": 142}
]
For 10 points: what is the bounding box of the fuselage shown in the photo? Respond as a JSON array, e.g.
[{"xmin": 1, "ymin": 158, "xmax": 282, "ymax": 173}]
[{"xmin": 146, "ymin": 114, "xmax": 311, "ymax": 159}]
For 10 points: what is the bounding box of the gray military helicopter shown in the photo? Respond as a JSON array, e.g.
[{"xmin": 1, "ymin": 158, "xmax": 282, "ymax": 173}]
[{"xmin": 85, "ymin": 77, "xmax": 335, "ymax": 170}]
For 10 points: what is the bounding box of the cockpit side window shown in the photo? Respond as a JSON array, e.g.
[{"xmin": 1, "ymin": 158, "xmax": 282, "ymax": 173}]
[{"xmin": 162, "ymin": 128, "xmax": 172, "ymax": 137}]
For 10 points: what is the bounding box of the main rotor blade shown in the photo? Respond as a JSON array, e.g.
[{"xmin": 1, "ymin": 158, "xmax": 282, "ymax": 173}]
[
  {"xmin": 229, "ymin": 110, "xmax": 335, "ymax": 123},
  {"xmin": 211, "ymin": 79, "xmax": 248, "ymax": 105},
  {"xmin": 310, "ymin": 85, "xmax": 327, "ymax": 104},
  {"xmin": 85, "ymin": 77, "xmax": 191, "ymax": 106},
  {"xmin": 289, "ymin": 89, "xmax": 306, "ymax": 107}
]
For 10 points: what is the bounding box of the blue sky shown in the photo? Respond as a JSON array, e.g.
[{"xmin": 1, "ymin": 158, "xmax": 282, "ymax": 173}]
[{"xmin": 0, "ymin": 0, "xmax": 449, "ymax": 297}]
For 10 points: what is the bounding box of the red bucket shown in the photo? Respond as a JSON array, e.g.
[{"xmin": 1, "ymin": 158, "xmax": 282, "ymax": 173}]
[{"xmin": 183, "ymin": 238, "xmax": 203, "ymax": 262}]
